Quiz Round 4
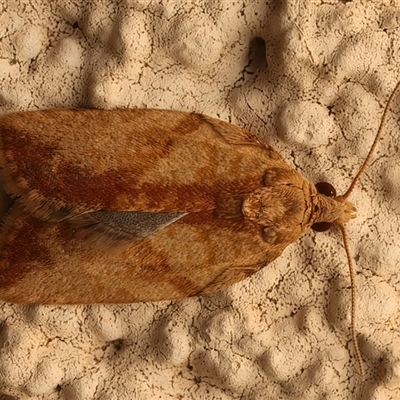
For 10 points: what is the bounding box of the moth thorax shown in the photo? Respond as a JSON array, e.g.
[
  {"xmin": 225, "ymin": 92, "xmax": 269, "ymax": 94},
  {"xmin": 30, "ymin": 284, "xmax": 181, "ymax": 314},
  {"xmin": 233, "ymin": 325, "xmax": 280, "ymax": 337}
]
[{"xmin": 242, "ymin": 187, "xmax": 305, "ymax": 226}]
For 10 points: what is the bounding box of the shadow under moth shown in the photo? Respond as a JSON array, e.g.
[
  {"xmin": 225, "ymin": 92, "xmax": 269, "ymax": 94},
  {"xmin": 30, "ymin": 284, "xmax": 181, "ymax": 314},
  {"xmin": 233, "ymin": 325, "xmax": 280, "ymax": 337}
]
[{"xmin": 0, "ymin": 83, "xmax": 399, "ymax": 377}]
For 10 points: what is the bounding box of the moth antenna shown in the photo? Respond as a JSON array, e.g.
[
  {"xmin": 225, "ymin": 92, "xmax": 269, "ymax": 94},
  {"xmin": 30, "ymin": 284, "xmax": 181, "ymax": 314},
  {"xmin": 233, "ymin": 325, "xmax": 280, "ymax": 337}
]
[
  {"xmin": 343, "ymin": 81, "xmax": 400, "ymax": 199},
  {"xmin": 339, "ymin": 223, "xmax": 365, "ymax": 380},
  {"xmin": 336, "ymin": 83, "xmax": 400, "ymax": 378}
]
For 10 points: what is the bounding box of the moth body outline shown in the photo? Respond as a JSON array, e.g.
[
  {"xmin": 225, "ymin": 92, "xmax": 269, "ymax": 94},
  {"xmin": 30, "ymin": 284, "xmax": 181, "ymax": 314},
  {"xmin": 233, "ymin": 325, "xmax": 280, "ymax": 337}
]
[{"xmin": 0, "ymin": 108, "xmax": 358, "ymax": 304}]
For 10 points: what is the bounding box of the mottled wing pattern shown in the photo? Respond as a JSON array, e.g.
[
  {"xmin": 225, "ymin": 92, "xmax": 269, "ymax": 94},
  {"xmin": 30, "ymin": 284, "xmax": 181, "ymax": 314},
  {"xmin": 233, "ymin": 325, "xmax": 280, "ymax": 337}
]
[
  {"xmin": 0, "ymin": 205, "xmax": 279, "ymax": 304},
  {"xmin": 0, "ymin": 109, "xmax": 289, "ymax": 220},
  {"xmin": 0, "ymin": 109, "xmax": 299, "ymax": 303}
]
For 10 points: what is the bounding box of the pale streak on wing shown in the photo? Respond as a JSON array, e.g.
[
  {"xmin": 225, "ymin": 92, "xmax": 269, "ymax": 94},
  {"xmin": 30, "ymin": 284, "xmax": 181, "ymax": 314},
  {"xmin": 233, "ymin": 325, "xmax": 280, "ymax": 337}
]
[{"xmin": 69, "ymin": 210, "xmax": 187, "ymax": 250}]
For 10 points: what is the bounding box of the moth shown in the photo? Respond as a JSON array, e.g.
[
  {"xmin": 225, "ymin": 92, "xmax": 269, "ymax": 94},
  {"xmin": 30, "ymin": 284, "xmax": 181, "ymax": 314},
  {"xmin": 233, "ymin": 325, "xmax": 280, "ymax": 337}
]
[
  {"xmin": 0, "ymin": 84, "xmax": 398, "ymax": 375},
  {"xmin": 0, "ymin": 107, "xmax": 359, "ymax": 305}
]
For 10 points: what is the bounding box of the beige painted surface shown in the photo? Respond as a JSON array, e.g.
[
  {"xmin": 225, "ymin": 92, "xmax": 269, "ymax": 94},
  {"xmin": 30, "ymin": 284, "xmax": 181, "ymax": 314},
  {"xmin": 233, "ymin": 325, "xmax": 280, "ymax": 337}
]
[{"xmin": 0, "ymin": 1, "xmax": 399, "ymax": 399}]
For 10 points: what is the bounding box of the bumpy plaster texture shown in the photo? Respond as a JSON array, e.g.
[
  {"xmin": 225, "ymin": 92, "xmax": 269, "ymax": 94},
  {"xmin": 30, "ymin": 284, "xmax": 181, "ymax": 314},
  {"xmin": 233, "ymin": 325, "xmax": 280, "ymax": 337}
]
[{"xmin": 0, "ymin": 1, "xmax": 399, "ymax": 399}]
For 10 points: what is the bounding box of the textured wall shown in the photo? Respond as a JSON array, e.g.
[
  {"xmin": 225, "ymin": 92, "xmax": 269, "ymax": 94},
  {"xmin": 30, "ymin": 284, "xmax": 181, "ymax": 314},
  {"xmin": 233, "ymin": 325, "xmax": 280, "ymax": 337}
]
[{"xmin": 0, "ymin": 1, "xmax": 399, "ymax": 399}]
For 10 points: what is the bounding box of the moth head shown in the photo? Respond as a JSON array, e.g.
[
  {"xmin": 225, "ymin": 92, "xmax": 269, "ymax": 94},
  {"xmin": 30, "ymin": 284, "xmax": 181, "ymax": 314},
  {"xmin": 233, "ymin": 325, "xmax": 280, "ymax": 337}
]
[{"xmin": 311, "ymin": 181, "xmax": 356, "ymax": 232}]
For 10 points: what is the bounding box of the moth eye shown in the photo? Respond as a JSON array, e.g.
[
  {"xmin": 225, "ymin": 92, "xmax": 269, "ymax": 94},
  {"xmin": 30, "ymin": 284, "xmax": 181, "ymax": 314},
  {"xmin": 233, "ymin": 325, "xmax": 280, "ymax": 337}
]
[
  {"xmin": 315, "ymin": 181, "xmax": 336, "ymax": 197},
  {"xmin": 312, "ymin": 182, "xmax": 336, "ymax": 232},
  {"xmin": 311, "ymin": 221, "xmax": 333, "ymax": 232}
]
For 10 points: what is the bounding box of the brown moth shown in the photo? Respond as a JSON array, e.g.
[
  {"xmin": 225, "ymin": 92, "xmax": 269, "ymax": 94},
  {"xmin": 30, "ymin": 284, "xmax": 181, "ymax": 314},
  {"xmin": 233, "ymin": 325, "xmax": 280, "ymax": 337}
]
[
  {"xmin": 0, "ymin": 107, "xmax": 357, "ymax": 304},
  {"xmin": 0, "ymin": 83, "xmax": 398, "ymax": 375}
]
